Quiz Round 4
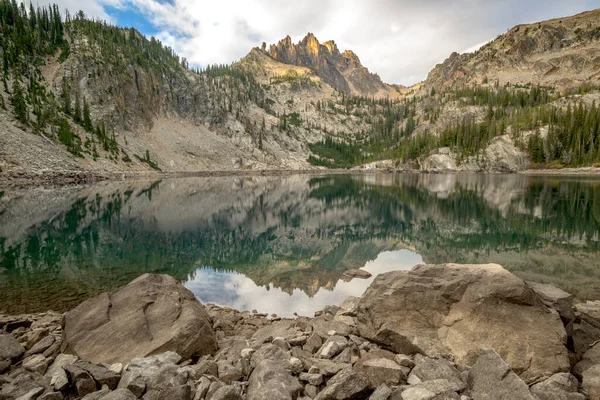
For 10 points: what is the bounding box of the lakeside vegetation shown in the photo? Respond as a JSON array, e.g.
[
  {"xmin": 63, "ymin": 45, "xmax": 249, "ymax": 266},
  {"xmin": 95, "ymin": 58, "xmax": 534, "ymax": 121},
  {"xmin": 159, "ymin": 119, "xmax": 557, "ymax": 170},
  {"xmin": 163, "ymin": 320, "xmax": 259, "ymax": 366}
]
[{"xmin": 307, "ymin": 84, "xmax": 600, "ymax": 169}]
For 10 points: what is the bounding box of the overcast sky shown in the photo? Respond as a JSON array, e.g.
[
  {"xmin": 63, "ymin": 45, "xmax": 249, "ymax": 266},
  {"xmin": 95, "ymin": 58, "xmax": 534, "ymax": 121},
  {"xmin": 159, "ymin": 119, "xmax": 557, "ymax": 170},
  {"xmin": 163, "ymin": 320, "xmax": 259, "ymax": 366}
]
[{"xmin": 28, "ymin": 0, "xmax": 600, "ymax": 85}]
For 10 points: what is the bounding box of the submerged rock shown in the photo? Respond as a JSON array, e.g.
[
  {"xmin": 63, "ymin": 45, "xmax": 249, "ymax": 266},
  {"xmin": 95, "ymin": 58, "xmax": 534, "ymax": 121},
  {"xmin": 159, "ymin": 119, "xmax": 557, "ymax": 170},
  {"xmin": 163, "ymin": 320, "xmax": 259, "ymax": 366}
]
[
  {"xmin": 343, "ymin": 269, "xmax": 372, "ymax": 279},
  {"xmin": 356, "ymin": 263, "xmax": 570, "ymax": 383},
  {"xmin": 61, "ymin": 274, "xmax": 217, "ymax": 364}
]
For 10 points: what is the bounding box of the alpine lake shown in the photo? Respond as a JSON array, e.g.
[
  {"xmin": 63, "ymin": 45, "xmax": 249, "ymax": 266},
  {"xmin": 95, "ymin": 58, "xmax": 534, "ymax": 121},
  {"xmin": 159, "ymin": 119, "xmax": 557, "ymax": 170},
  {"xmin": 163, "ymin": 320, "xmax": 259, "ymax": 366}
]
[{"xmin": 1, "ymin": 173, "xmax": 599, "ymax": 317}]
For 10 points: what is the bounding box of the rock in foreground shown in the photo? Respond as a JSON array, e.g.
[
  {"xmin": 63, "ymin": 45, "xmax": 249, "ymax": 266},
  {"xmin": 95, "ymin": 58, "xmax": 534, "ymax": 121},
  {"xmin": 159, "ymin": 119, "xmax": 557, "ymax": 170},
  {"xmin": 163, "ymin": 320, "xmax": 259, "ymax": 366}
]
[
  {"xmin": 356, "ymin": 263, "xmax": 570, "ymax": 383},
  {"xmin": 61, "ymin": 274, "xmax": 217, "ymax": 364},
  {"xmin": 2, "ymin": 262, "xmax": 597, "ymax": 400}
]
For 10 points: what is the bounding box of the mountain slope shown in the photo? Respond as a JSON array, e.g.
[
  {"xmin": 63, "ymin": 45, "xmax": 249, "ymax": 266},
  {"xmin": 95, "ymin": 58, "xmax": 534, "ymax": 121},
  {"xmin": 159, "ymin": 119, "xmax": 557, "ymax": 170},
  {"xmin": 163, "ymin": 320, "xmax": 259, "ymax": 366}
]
[
  {"xmin": 423, "ymin": 9, "xmax": 600, "ymax": 93},
  {"xmin": 1, "ymin": 2, "xmax": 600, "ymax": 178}
]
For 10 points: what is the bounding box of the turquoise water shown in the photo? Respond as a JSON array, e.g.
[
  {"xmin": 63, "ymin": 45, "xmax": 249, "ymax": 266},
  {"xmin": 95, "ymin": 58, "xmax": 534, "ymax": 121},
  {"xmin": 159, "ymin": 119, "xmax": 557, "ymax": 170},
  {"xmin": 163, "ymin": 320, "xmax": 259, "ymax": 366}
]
[{"xmin": 1, "ymin": 173, "xmax": 599, "ymax": 316}]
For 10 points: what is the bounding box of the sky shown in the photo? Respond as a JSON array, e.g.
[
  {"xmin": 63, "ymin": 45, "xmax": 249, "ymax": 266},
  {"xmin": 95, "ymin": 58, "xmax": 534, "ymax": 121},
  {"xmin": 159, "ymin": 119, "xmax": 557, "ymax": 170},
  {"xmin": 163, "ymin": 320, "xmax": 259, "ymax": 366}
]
[{"xmin": 26, "ymin": 0, "xmax": 600, "ymax": 85}]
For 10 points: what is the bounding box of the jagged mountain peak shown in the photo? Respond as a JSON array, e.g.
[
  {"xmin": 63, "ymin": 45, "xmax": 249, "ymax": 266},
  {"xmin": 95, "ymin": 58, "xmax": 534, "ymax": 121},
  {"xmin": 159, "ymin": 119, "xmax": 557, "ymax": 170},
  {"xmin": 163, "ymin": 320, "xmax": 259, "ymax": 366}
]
[{"xmin": 263, "ymin": 32, "xmax": 401, "ymax": 98}]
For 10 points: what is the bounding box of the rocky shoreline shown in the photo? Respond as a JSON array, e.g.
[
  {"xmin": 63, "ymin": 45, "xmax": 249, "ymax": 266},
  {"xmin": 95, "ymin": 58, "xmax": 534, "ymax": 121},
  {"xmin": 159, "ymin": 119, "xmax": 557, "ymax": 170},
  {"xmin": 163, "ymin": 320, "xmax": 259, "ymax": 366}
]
[
  {"xmin": 1, "ymin": 264, "xmax": 599, "ymax": 400},
  {"xmin": 2, "ymin": 166, "xmax": 600, "ymax": 188}
]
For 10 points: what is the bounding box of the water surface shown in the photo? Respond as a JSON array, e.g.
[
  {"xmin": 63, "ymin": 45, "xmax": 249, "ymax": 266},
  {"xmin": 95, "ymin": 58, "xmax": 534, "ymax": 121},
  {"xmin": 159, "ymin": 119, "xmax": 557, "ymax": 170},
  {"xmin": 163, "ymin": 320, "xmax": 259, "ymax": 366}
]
[{"xmin": 1, "ymin": 173, "xmax": 599, "ymax": 316}]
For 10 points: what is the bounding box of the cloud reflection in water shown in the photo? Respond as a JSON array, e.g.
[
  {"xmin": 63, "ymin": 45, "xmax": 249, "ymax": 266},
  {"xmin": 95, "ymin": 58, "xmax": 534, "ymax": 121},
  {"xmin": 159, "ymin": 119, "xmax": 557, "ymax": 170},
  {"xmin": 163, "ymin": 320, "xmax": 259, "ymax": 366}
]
[{"xmin": 184, "ymin": 249, "xmax": 423, "ymax": 317}]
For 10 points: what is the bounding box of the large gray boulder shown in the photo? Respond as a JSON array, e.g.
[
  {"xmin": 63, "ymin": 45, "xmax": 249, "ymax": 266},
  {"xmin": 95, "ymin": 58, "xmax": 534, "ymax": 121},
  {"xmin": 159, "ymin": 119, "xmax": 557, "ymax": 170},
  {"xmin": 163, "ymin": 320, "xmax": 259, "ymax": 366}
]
[
  {"xmin": 356, "ymin": 263, "xmax": 570, "ymax": 383},
  {"xmin": 62, "ymin": 274, "xmax": 217, "ymax": 364}
]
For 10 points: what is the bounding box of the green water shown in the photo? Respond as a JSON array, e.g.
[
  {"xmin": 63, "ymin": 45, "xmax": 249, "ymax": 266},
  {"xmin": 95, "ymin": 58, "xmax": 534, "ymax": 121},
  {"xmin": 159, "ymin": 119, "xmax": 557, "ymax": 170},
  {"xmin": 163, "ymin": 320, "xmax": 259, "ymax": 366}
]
[{"xmin": 1, "ymin": 173, "xmax": 599, "ymax": 316}]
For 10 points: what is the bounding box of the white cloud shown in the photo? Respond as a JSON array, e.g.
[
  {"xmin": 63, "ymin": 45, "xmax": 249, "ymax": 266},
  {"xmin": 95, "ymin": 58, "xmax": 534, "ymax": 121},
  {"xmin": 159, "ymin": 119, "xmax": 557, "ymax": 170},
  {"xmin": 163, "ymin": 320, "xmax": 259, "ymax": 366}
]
[
  {"xmin": 22, "ymin": 0, "xmax": 123, "ymax": 22},
  {"xmin": 26, "ymin": 0, "xmax": 600, "ymax": 85}
]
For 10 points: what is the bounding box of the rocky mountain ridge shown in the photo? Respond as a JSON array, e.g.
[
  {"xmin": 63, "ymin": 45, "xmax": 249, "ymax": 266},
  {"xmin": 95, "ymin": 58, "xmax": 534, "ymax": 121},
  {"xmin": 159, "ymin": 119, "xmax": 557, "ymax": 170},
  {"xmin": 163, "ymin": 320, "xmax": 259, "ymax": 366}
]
[
  {"xmin": 265, "ymin": 33, "xmax": 404, "ymax": 98},
  {"xmin": 423, "ymin": 8, "xmax": 600, "ymax": 93},
  {"xmin": 1, "ymin": 4, "xmax": 600, "ymax": 177}
]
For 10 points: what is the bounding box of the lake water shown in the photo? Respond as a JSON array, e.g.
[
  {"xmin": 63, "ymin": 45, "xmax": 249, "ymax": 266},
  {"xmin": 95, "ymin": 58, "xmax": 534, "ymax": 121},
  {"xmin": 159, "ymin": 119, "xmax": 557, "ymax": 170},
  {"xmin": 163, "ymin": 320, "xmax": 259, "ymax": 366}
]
[{"xmin": 1, "ymin": 173, "xmax": 599, "ymax": 316}]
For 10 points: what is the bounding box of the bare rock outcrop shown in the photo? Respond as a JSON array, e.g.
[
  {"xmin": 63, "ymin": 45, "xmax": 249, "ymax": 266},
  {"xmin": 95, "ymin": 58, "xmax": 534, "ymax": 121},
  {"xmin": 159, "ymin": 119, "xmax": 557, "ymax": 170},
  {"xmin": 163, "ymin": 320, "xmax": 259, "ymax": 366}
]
[
  {"xmin": 356, "ymin": 263, "xmax": 570, "ymax": 383},
  {"xmin": 61, "ymin": 274, "xmax": 217, "ymax": 364}
]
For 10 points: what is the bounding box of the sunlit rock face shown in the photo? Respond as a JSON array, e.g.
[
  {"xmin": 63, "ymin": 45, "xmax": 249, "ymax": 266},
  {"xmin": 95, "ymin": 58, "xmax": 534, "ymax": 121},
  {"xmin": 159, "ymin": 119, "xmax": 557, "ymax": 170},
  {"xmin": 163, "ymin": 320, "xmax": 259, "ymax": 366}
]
[{"xmin": 267, "ymin": 33, "xmax": 399, "ymax": 98}]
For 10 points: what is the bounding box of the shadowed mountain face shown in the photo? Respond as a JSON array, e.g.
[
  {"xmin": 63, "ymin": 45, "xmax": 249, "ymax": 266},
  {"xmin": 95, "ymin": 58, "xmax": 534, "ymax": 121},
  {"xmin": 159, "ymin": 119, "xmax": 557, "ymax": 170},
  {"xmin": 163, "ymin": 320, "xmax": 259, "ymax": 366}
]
[
  {"xmin": 266, "ymin": 33, "xmax": 401, "ymax": 97},
  {"xmin": 1, "ymin": 174, "xmax": 599, "ymax": 314}
]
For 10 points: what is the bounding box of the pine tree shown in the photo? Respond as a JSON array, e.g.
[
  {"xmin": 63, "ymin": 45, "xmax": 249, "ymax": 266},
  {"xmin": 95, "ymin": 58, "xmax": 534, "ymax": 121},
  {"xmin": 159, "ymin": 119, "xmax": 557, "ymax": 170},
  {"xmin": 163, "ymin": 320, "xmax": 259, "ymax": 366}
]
[
  {"xmin": 83, "ymin": 96, "xmax": 92, "ymax": 131},
  {"xmin": 11, "ymin": 79, "xmax": 27, "ymax": 123},
  {"xmin": 259, "ymin": 117, "xmax": 265, "ymax": 150},
  {"xmin": 61, "ymin": 81, "xmax": 71, "ymax": 115},
  {"xmin": 74, "ymin": 90, "xmax": 82, "ymax": 123}
]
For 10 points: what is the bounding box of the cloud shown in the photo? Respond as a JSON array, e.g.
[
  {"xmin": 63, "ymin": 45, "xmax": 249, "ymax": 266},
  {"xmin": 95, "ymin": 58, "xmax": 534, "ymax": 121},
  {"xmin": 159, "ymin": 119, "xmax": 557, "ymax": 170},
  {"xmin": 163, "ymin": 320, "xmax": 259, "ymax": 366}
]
[{"xmin": 24, "ymin": 0, "xmax": 600, "ymax": 85}]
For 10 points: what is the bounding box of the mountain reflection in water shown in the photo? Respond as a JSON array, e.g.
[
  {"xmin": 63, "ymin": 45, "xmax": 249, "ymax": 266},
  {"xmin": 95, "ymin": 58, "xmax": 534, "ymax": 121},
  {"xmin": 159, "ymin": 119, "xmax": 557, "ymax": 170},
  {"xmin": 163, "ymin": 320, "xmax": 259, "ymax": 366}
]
[{"xmin": 1, "ymin": 173, "xmax": 599, "ymax": 316}]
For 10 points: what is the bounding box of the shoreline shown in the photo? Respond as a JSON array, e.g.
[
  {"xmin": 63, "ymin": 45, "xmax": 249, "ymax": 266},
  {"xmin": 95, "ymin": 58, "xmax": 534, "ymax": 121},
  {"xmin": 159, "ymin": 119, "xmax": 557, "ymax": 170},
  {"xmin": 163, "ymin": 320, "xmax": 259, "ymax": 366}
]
[{"xmin": 2, "ymin": 166, "xmax": 600, "ymax": 187}]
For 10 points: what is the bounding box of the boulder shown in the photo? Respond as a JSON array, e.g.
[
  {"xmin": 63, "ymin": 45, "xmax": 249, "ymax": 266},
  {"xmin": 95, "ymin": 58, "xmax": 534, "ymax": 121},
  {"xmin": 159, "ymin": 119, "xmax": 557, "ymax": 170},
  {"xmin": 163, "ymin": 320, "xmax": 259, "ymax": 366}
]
[
  {"xmin": 45, "ymin": 353, "xmax": 79, "ymax": 391},
  {"xmin": 251, "ymin": 320, "xmax": 297, "ymax": 345},
  {"xmin": 393, "ymin": 379, "xmax": 461, "ymax": 400},
  {"xmin": 406, "ymin": 355, "xmax": 464, "ymax": 391},
  {"xmin": 466, "ymin": 349, "xmax": 536, "ymax": 400},
  {"xmin": 362, "ymin": 358, "xmax": 406, "ymax": 387},
  {"xmin": 299, "ymin": 357, "xmax": 350, "ymax": 377},
  {"xmin": 299, "ymin": 372, "xmax": 324, "ymax": 386},
  {"xmin": 370, "ymin": 384, "xmax": 392, "ymax": 400},
  {"xmin": 64, "ymin": 363, "xmax": 99, "ymax": 397},
  {"xmin": 0, "ymin": 370, "xmax": 51, "ymax": 400},
  {"xmin": 572, "ymin": 301, "xmax": 600, "ymax": 358},
  {"xmin": 24, "ymin": 335, "xmax": 55, "ymax": 357},
  {"xmin": 573, "ymin": 342, "xmax": 600, "ymax": 378},
  {"xmin": 289, "ymin": 357, "xmax": 303, "ymax": 374},
  {"xmin": 75, "ymin": 361, "xmax": 122, "ymax": 389},
  {"xmin": 339, "ymin": 297, "xmax": 359, "ymax": 316},
  {"xmin": 194, "ymin": 377, "xmax": 211, "ymax": 400},
  {"xmin": 526, "ymin": 282, "xmax": 575, "ymax": 325},
  {"xmin": 210, "ymin": 386, "xmax": 243, "ymax": 400},
  {"xmin": 303, "ymin": 333, "xmax": 323, "ymax": 354},
  {"xmin": 81, "ymin": 388, "xmax": 137, "ymax": 400},
  {"xmin": 313, "ymin": 367, "xmax": 372, "ymax": 400},
  {"xmin": 311, "ymin": 319, "xmax": 354, "ymax": 338},
  {"xmin": 39, "ymin": 392, "xmax": 65, "ymax": 400},
  {"xmin": 356, "ymin": 264, "xmax": 570, "ymax": 383},
  {"xmin": 61, "ymin": 274, "xmax": 217, "ymax": 364},
  {"xmin": 216, "ymin": 360, "xmax": 244, "ymax": 383},
  {"xmin": 317, "ymin": 336, "xmax": 348, "ymax": 359},
  {"xmin": 22, "ymin": 354, "xmax": 50, "ymax": 375},
  {"xmin": 206, "ymin": 381, "xmax": 226, "ymax": 400},
  {"xmin": 117, "ymin": 352, "xmax": 181, "ymax": 396},
  {"xmin": 530, "ymin": 373, "xmax": 582, "ymax": 400},
  {"xmin": 247, "ymin": 347, "xmax": 303, "ymax": 400},
  {"xmin": 192, "ymin": 358, "xmax": 219, "ymax": 377},
  {"xmin": 582, "ymin": 364, "xmax": 600, "ymax": 399},
  {"xmin": 13, "ymin": 387, "xmax": 45, "ymax": 400},
  {"xmin": 0, "ymin": 333, "xmax": 25, "ymax": 370}
]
